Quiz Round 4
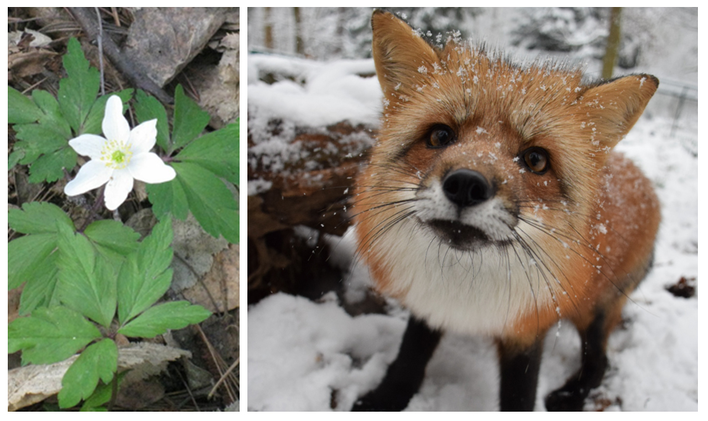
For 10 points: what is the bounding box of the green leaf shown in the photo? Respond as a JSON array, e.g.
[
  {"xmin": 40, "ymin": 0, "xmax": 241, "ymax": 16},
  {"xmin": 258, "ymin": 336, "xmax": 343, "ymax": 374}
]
[
  {"xmin": 8, "ymin": 234, "xmax": 58, "ymax": 289},
  {"xmin": 84, "ymin": 219, "xmax": 140, "ymax": 257},
  {"xmin": 118, "ymin": 301, "xmax": 210, "ymax": 338},
  {"xmin": 178, "ymin": 162, "xmax": 240, "ymax": 243},
  {"xmin": 27, "ymin": 146, "xmax": 76, "ymax": 183},
  {"xmin": 117, "ymin": 220, "xmax": 174, "ymax": 324},
  {"xmin": 14, "ymin": 123, "xmax": 69, "ymax": 165},
  {"xmin": 176, "ymin": 121, "xmax": 239, "ymax": 184},
  {"xmin": 9, "ymin": 233, "xmax": 61, "ymax": 314},
  {"xmin": 80, "ymin": 372, "xmax": 126, "ymax": 411},
  {"xmin": 147, "ymin": 162, "xmax": 239, "ymax": 243},
  {"xmin": 8, "ymin": 201, "xmax": 74, "ymax": 235},
  {"xmin": 12, "ymin": 89, "xmax": 75, "ymax": 183},
  {"xmin": 171, "ymin": 85, "xmax": 210, "ymax": 153},
  {"xmin": 8, "ymin": 306, "xmax": 102, "ymax": 365},
  {"xmin": 8, "ymin": 86, "xmax": 43, "ymax": 124},
  {"xmin": 13, "ymin": 89, "xmax": 72, "ymax": 166},
  {"xmin": 8, "ymin": 203, "xmax": 74, "ymax": 314},
  {"xmin": 32, "ymin": 89, "xmax": 73, "ymax": 138},
  {"xmin": 16, "ymin": 260, "xmax": 60, "ymax": 315},
  {"xmin": 9, "ymin": 149, "xmax": 25, "ymax": 169},
  {"xmin": 58, "ymin": 339, "xmax": 117, "ymax": 409},
  {"xmin": 145, "ymin": 175, "xmax": 189, "ymax": 220},
  {"xmin": 134, "ymin": 89, "xmax": 170, "ymax": 152},
  {"xmin": 56, "ymin": 225, "xmax": 117, "ymax": 328},
  {"xmin": 57, "ymin": 38, "xmax": 100, "ymax": 134}
]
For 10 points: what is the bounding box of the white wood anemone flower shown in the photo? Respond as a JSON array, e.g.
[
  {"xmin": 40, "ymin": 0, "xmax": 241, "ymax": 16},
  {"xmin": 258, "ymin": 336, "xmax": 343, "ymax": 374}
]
[{"xmin": 64, "ymin": 95, "xmax": 176, "ymax": 210}]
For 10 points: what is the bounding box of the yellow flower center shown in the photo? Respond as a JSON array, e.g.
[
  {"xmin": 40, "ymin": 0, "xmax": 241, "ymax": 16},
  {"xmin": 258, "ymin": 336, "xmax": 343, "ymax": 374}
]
[{"xmin": 100, "ymin": 139, "xmax": 133, "ymax": 170}]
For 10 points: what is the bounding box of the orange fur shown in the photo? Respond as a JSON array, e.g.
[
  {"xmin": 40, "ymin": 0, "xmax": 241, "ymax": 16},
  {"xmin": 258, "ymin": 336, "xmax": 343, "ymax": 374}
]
[{"xmin": 353, "ymin": 11, "xmax": 659, "ymax": 349}]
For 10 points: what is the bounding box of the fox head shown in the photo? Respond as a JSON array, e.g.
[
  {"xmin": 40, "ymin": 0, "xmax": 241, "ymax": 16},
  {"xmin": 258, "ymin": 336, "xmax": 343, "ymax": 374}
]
[
  {"xmin": 356, "ymin": 10, "xmax": 657, "ymax": 247},
  {"xmin": 352, "ymin": 11, "xmax": 659, "ymax": 325}
]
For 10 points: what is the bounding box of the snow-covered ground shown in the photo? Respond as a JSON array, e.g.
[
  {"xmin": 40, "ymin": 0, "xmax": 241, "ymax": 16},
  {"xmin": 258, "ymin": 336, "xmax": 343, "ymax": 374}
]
[{"xmin": 247, "ymin": 8, "xmax": 698, "ymax": 411}]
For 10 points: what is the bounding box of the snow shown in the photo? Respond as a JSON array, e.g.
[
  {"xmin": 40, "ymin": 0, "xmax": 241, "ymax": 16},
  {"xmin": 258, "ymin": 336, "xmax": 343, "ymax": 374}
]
[{"xmin": 247, "ymin": 8, "xmax": 698, "ymax": 411}]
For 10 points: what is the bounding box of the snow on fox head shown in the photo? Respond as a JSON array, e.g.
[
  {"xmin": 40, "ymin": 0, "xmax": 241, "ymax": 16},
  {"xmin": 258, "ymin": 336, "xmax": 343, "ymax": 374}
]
[{"xmin": 352, "ymin": 11, "xmax": 659, "ymax": 336}]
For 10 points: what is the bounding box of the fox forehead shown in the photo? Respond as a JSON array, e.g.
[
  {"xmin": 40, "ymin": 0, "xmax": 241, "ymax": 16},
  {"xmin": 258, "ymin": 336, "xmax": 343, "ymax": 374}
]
[{"xmin": 381, "ymin": 44, "xmax": 591, "ymax": 147}]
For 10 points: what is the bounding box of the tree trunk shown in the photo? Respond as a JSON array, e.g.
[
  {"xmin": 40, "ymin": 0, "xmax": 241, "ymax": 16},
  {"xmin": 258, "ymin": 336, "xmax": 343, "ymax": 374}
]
[
  {"xmin": 293, "ymin": 7, "xmax": 304, "ymax": 55},
  {"xmin": 264, "ymin": 7, "xmax": 273, "ymax": 50},
  {"xmin": 602, "ymin": 7, "xmax": 622, "ymax": 80}
]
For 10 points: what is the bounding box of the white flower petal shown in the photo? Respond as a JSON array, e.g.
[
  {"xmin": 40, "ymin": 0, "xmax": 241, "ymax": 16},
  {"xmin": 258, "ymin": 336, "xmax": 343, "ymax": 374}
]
[
  {"xmin": 64, "ymin": 160, "xmax": 113, "ymax": 196},
  {"xmin": 68, "ymin": 134, "xmax": 108, "ymax": 160},
  {"xmin": 129, "ymin": 119, "xmax": 158, "ymax": 154},
  {"xmin": 128, "ymin": 153, "xmax": 176, "ymax": 184},
  {"xmin": 102, "ymin": 96, "xmax": 130, "ymax": 142},
  {"xmin": 104, "ymin": 169, "xmax": 134, "ymax": 210}
]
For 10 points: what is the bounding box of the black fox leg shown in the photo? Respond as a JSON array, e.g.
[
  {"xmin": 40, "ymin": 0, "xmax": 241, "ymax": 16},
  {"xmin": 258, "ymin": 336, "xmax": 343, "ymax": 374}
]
[
  {"xmin": 497, "ymin": 338, "xmax": 544, "ymax": 411},
  {"xmin": 352, "ymin": 315, "xmax": 442, "ymax": 411},
  {"xmin": 545, "ymin": 311, "xmax": 610, "ymax": 411}
]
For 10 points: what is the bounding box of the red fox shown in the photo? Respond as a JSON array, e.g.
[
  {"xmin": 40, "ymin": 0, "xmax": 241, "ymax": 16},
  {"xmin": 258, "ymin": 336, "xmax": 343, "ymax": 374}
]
[{"xmin": 352, "ymin": 11, "xmax": 660, "ymax": 411}]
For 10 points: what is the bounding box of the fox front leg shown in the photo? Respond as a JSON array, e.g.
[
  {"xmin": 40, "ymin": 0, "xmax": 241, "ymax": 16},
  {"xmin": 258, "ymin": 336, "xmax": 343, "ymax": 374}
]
[
  {"xmin": 497, "ymin": 337, "xmax": 544, "ymax": 411},
  {"xmin": 352, "ymin": 316, "xmax": 442, "ymax": 411},
  {"xmin": 545, "ymin": 310, "xmax": 613, "ymax": 411}
]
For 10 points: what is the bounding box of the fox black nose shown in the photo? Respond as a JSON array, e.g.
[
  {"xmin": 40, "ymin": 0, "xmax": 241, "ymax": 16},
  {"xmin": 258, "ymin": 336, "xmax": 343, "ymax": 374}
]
[{"xmin": 442, "ymin": 169, "xmax": 492, "ymax": 207}]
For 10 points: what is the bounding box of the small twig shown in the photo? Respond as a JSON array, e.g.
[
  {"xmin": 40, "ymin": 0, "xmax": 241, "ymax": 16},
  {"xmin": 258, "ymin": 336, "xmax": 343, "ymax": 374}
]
[
  {"xmin": 20, "ymin": 76, "xmax": 48, "ymax": 95},
  {"xmin": 195, "ymin": 325, "xmax": 238, "ymax": 402},
  {"xmin": 94, "ymin": 7, "xmax": 105, "ymax": 96},
  {"xmin": 109, "ymin": 7, "xmax": 121, "ymax": 27},
  {"xmin": 208, "ymin": 357, "xmax": 239, "ymax": 399},
  {"xmin": 174, "ymin": 366, "xmax": 201, "ymax": 411}
]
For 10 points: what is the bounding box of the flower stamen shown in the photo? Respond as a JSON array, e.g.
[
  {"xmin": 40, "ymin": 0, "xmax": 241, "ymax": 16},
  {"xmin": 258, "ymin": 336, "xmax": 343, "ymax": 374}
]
[{"xmin": 100, "ymin": 139, "xmax": 133, "ymax": 170}]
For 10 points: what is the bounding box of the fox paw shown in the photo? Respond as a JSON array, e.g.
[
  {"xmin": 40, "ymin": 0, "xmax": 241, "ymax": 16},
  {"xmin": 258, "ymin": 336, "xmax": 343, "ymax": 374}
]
[
  {"xmin": 544, "ymin": 387, "xmax": 588, "ymax": 411},
  {"xmin": 351, "ymin": 389, "xmax": 411, "ymax": 411}
]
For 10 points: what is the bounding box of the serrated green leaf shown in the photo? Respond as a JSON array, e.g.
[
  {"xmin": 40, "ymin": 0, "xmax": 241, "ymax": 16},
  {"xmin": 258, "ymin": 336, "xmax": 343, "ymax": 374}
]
[
  {"xmin": 8, "ymin": 233, "xmax": 61, "ymax": 314},
  {"xmin": 9, "ymin": 202, "xmax": 75, "ymax": 234},
  {"xmin": 145, "ymin": 176, "xmax": 189, "ymax": 220},
  {"xmin": 17, "ymin": 261, "xmax": 60, "ymax": 315},
  {"xmin": 134, "ymin": 89, "xmax": 170, "ymax": 152},
  {"xmin": 56, "ymin": 225, "xmax": 117, "ymax": 328},
  {"xmin": 32, "ymin": 89, "xmax": 72, "ymax": 137},
  {"xmin": 27, "ymin": 146, "xmax": 77, "ymax": 183},
  {"xmin": 8, "ymin": 203, "xmax": 73, "ymax": 315},
  {"xmin": 57, "ymin": 38, "xmax": 100, "ymax": 134},
  {"xmin": 84, "ymin": 219, "xmax": 140, "ymax": 257},
  {"xmin": 58, "ymin": 339, "xmax": 117, "ymax": 409},
  {"xmin": 118, "ymin": 301, "xmax": 210, "ymax": 338},
  {"xmin": 14, "ymin": 123, "xmax": 69, "ymax": 165},
  {"xmin": 176, "ymin": 121, "xmax": 239, "ymax": 184},
  {"xmin": 80, "ymin": 372, "xmax": 126, "ymax": 411},
  {"xmin": 8, "ymin": 234, "xmax": 57, "ymax": 290},
  {"xmin": 8, "ymin": 306, "xmax": 102, "ymax": 365},
  {"xmin": 171, "ymin": 85, "xmax": 210, "ymax": 153},
  {"xmin": 8, "ymin": 149, "xmax": 25, "ymax": 169},
  {"xmin": 117, "ymin": 219, "xmax": 174, "ymax": 324},
  {"xmin": 175, "ymin": 162, "xmax": 239, "ymax": 243},
  {"xmin": 12, "ymin": 88, "xmax": 75, "ymax": 183},
  {"xmin": 8, "ymin": 86, "xmax": 43, "ymax": 124},
  {"xmin": 81, "ymin": 89, "xmax": 134, "ymax": 136}
]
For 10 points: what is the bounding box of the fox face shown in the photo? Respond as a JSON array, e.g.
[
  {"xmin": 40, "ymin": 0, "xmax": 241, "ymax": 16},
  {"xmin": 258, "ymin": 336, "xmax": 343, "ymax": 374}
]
[{"xmin": 353, "ymin": 12, "xmax": 659, "ymax": 340}]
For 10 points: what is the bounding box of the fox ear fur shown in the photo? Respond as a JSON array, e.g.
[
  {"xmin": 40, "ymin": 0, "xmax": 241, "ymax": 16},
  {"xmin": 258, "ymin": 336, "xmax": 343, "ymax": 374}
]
[
  {"xmin": 579, "ymin": 75, "xmax": 659, "ymax": 148},
  {"xmin": 371, "ymin": 10, "xmax": 438, "ymax": 98}
]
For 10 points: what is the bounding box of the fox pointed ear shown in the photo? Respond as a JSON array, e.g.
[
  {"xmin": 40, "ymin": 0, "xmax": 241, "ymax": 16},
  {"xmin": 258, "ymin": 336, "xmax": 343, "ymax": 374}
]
[
  {"xmin": 581, "ymin": 74, "xmax": 659, "ymax": 148},
  {"xmin": 371, "ymin": 10, "xmax": 438, "ymax": 98}
]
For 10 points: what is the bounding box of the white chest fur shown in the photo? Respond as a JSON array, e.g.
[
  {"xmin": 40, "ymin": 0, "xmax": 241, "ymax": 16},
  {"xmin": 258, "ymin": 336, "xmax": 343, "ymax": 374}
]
[{"xmin": 365, "ymin": 219, "xmax": 559, "ymax": 337}]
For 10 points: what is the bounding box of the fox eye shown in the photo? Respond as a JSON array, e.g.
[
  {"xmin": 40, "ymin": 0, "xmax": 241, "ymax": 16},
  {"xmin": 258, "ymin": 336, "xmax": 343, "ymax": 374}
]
[
  {"xmin": 521, "ymin": 147, "xmax": 550, "ymax": 174},
  {"xmin": 427, "ymin": 125, "xmax": 456, "ymax": 148}
]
